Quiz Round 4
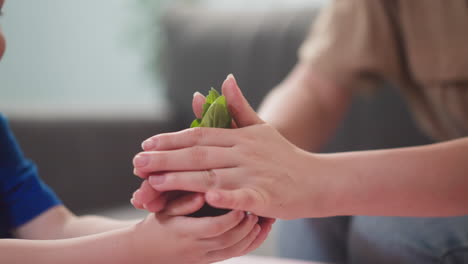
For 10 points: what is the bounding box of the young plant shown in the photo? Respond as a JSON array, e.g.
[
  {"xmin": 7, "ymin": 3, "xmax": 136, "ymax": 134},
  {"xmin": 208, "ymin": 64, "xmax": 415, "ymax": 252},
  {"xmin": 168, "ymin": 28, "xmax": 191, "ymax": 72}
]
[
  {"xmin": 190, "ymin": 88, "xmax": 232, "ymax": 129},
  {"xmin": 188, "ymin": 88, "xmax": 232, "ymax": 217}
]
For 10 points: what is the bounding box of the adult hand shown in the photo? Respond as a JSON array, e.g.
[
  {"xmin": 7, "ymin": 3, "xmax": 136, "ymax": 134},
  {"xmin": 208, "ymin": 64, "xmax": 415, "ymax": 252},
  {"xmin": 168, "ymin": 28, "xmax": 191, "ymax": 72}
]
[
  {"xmin": 133, "ymin": 75, "xmax": 327, "ymax": 220},
  {"xmin": 131, "ymin": 75, "xmax": 275, "ymax": 251}
]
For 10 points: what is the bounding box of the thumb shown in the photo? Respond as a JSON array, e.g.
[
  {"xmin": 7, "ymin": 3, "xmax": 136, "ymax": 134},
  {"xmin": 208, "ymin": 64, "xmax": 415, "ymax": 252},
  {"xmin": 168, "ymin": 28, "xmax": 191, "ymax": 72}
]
[
  {"xmin": 222, "ymin": 74, "xmax": 264, "ymax": 127},
  {"xmin": 163, "ymin": 192, "xmax": 205, "ymax": 216}
]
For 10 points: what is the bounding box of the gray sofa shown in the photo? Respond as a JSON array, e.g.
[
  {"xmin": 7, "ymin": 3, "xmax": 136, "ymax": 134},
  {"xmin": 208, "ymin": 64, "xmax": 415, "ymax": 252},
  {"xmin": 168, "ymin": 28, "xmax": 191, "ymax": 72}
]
[
  {"xmin": 9, "ymin": 5, "xmax": 431, "ymax": 216},
  {"xmin": 9, "ymin": 117, "xmax": 173, "ymax": 214},
  {"xmin": 161, "ymin": 6, "xmax": 432, "ymax": 151}
]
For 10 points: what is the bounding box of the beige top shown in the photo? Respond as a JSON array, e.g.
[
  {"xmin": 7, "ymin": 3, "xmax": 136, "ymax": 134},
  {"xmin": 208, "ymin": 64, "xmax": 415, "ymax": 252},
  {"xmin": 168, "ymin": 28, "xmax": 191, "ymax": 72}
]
[{"xmin": 299, "ymin": 0, "xmax": 468, "ymax": 141}]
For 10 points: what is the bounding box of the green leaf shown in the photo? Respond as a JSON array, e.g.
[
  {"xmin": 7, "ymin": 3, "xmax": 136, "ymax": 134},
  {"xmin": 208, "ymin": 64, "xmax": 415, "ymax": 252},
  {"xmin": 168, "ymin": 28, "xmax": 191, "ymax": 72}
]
[
  {"xmin": 200, "ymin": 96, "xmax": 231, "ymax": 128},
  {"xmin": 205, "ymin": 88, "xmax": 220, "ymax": 105},
  {"xmin": 187, "ymin": 87, "xmax": 233, "ymax": 218},
  {"xmin": 190, "ymin": 88, "xmax": 231, "ymax": 129},
  {"xmin": 202, "ymin": 102, "xmax": 211, "ymax": 117},
  {"xmin": 201, "ymin": 88, "xmax": 221, "ymax": 117},
  {"xmin": 190, "ymin": 118, "xmax": 202, "ymax": 128}
]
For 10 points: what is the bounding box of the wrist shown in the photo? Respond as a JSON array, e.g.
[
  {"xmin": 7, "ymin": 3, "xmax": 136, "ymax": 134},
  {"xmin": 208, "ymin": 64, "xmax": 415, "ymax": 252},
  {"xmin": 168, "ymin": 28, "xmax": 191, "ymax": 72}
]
[
  {"xmin": 299, "ymin": 151, "xmax": 348, "ymax": 218},
  {"xmin": 121, "ymin": 224, "xmax": 144, "ymax": 264},
  {"xmin": 287, "ymin": 149, "xmax": 331, "ymax": 218},
  {"xmin": 79, "ymin": 227, "xmax": 137, "ymax": 264},
  {"xmin": 317, "ymin": 151, "xmax": 381, "ymax": 217},
  {"xmin": 69, "ymin": 226, "xmax": 137, "ymax": 264}
]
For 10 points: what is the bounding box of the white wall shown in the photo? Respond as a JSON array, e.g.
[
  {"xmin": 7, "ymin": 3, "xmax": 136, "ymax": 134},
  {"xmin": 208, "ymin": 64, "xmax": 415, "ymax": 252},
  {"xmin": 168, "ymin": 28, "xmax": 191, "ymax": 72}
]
[
  {"xmin": 0, "ymin": 0, "xmax": 327, "ymax": 118},
  {"xmin": 0, "ymin": 0, "xmax": 165, "ymax": 118}
]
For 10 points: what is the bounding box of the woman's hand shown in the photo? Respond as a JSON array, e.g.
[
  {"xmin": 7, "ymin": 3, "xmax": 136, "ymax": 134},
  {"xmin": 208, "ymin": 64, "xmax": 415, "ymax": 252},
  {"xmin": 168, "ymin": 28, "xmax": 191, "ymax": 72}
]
[{"xmin": 132, "ymin": 75, "xmax": 328, "ymax": 219}]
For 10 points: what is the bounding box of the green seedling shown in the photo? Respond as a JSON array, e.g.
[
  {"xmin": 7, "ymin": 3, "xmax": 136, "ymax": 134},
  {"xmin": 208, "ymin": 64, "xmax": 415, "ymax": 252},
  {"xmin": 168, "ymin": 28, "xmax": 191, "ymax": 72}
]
[{"xmin": 188, "ymin": 88, "xmax": 232, "ymax": 217}]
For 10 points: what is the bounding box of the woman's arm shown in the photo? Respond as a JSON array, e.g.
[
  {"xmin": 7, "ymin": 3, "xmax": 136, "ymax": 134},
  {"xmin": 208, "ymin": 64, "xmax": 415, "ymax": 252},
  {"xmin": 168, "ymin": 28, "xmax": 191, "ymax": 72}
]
[
  {"xmin": 133, "ymin": 75, "xmax": 468, "ymax": 219},
  {"xmin": 13, "ymin": 205, "xmax": 139, "ymax": 239},
  {"xmin": 258, "ymin": 62, "xmax": 352, "ymax": 151},
  {"xmin": 324, "ymin": 136, "xmax": 468, "ymax": 217}
]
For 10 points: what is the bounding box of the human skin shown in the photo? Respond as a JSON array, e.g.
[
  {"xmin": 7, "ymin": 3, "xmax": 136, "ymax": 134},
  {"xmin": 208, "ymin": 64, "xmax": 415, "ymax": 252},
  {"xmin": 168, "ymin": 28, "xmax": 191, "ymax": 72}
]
[
  {"xmin": 0, "ymin": 1, "xmax": 266, "ymax": 262},
  {"xmin": 1, "ymin": 205, "xmax": 263, "ymax": 264},
  {"xmin": 130, "ymin": 85, "xmax": 275, "ymax": 246},
  {"xmin": 133, "ymin": 72, "xmax": 468, "ymax": 219},
  {"xmin": 131, "ymin": 61, "xmax": 349, "ymax": 218}
]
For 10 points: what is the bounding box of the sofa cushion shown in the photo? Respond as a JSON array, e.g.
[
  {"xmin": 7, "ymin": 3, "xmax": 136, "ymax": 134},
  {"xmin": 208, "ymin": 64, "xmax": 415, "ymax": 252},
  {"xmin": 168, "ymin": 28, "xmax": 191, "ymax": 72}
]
[
  {"xmin": 9, "ymin": 117, "xmax": 173, "ymax": 213},
  {"xmin": 161, "ymin": 7, "xmax": 319, "ymax": 128}
]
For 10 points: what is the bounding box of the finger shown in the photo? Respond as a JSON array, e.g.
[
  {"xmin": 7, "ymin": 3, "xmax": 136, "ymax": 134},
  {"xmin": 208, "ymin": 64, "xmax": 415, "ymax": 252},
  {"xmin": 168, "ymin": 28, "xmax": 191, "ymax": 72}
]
[
  {"xmin": 133, "ymin": 146, "xmax": 237, "ymax": 174},
  {"xmin": 148, "ymin": 168, "xmax": 240, "ymax": 193},
  {"xmin": 130, "ymin": 197, "xmax": 144, "ymax": 210},
  {"xmin": 145, "ymin": 190, "xmax": 184, "ymax": 212},
  {"xmin": 202, "ymin": 213, "xmax": 258, "ymax": 251},
  {"xmin": 206, "ymin": 223, "xmax": 261, "ymax": 262},
  {"xmin": 163, "ymin": 192, "xmax": 205, "ymax": 216},
  {"xmin": 222, "ymin": 74, "xmax": 264, "ymax": 127},
  {"xmin": 141, "ymin": 127, "xmax": 238, "ymax": 152},
  {"xmin": 206, "ymin": 189, "xmax": 262, "ymax": 213},
  {"xmin": 133, "ymin": 168, "xmax": 148, "ymax": 179},
  {"xmin": 231, "ymin": 120, "xmax": 238, "ymax": 129},
  {"xmin": 165, "ymin": 190, "xmax": 186, "ymax": 201},
  {"xmin": 134, "ymin": 180, "xmax": 161, "ymax": 206},
  {"xmin": 241, "ymin": 217, "xmax": 276, "ymax": 254},
  {"xmin": 193, "ymin": 92, "xmax": 205, "ymax": 119},
  {"xmin": 177, "ymin": 210, "xmax": 245, "ymax": 238},
  {"xmin": 143, "ymin": 192, "xmax": 169, "ymax": 213}
]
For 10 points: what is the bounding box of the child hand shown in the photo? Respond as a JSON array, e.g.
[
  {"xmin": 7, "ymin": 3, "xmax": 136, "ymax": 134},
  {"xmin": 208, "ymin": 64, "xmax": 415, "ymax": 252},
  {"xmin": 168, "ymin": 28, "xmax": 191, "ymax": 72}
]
[
  {"xmin": 131, "ymin": 179, "xmax": 203, "ymax": 215},
  {"xmin": 131, "ymin": 182, "xmax": 215, "ymax": 217},
  {"xmin": 131, "ymin": 210, "xmax": 261, "ymax": 263}
]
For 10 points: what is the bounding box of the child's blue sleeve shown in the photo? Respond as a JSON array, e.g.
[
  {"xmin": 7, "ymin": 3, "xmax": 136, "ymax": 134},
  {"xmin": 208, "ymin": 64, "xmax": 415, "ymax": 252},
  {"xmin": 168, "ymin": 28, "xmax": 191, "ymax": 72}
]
[{"xmin": 0, "ymin": 114, "xmax": 62, "ymax": 234}]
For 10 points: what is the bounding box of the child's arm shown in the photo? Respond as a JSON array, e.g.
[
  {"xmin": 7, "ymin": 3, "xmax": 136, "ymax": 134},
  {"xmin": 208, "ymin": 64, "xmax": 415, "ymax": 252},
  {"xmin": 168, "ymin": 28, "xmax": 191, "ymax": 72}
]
[
  {"xmin": 13, "ymin": 205, "xmax": 139, "ymax": 239},
  {"xmin": 14, "ymin": 189, "xmax": 206, "ymax": 239},
  {"xmin": 2, "ymin": 208, "xmax": 260, "ymax": 264},
  {"xmin": 1, "ymin": 228, "xmax": 134, "ymax": 264}
]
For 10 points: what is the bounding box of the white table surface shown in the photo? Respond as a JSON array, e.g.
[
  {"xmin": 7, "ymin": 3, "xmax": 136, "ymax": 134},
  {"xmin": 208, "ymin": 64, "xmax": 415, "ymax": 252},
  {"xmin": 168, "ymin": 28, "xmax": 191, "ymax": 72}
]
[{"xmin": 218, "ymin": 255, "xmax": 320, "ymax": 264}]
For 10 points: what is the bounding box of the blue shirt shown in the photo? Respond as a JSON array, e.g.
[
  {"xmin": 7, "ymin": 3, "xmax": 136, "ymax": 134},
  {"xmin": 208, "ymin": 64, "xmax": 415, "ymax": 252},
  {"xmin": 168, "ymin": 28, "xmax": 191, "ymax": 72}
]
[{"xmin": 0, "ymin": 114, "xmax": 61, "ymax": 238}]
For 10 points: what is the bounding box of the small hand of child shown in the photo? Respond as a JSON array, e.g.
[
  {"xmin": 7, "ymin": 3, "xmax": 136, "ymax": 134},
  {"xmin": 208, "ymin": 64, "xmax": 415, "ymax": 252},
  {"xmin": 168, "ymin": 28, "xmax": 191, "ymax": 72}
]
[
  {"xmin": 131, "ymin": 188, "xmax": 274, "ymax": 256},
  {"xmin": 131, "ymin": 209, "xmax": 260, "ymax": 263}
]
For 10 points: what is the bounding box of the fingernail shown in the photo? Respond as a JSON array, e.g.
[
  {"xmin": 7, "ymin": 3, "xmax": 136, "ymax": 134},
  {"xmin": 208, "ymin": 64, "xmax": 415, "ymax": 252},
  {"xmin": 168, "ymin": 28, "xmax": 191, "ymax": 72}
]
[
  {"xmin": 225, "ymin": 74, "xmax": 233, "ymax": 86},
  {"xmin": 133, "ymin": 155, "xmax": 149, "ymax": 167},
  {"xmin": 227, "ymin": 73, "xmax": 237, "ymax": 84},
  {"xmin": 130, "ymin": 198, "xmax": 135, "ymax": 205},
  {"xmin": 133, "ymin": 168, "xmax": 144, "ymax": 177},
  {"xmin": 133, "ymin": 189, "xmax": 141, "ymax": 199},
  {"xmin": 223, "ymin": 74, "xmax": 238, "ymax": 98},
  {"xmin": 193, "ymin": 91, "xmax": 203, "ymax": 97},
  {"xmin": 254, "ymin": 224, "xmax": 261, "ymax": 234},
  {"xmin": 149, "ymin": 175, "xmax": 166, "ymax": 185},
  {"xmin": 142, "ymin": 139, "xmax": 155, "ymax": 150}
]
